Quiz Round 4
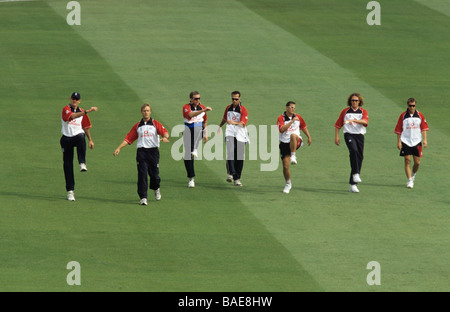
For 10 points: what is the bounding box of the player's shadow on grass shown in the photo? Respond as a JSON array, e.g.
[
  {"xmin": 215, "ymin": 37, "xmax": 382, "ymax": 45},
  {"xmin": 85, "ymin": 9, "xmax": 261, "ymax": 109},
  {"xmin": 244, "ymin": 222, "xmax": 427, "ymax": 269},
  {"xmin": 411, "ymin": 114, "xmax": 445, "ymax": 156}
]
[
  {"xmin": 0, "ymin": 191, "xmax": 61, "ymax": 202},
  {"xmin": 0, "ymin": 190, "xmax": 138, "ymax": 205}
]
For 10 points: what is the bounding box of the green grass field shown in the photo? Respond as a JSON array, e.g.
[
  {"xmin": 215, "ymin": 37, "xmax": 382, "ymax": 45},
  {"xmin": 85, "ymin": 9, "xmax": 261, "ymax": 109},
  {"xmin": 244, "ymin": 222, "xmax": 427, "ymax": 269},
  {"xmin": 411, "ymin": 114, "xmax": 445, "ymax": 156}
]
[{"xmin": 0, "ymin": 0, "xmax": 449, "ymax": 292}]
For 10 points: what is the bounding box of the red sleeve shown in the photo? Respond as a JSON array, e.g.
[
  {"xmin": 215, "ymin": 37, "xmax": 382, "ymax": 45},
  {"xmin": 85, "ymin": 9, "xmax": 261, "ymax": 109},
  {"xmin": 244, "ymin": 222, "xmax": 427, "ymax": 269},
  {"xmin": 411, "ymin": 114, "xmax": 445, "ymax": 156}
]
[
  {"xmin": 240, "ymin": 106, "xmax": 248, "ymax": 125},
  {"xmin": 62, "ymin": 106, "xmax": 73, "ymax": 122},
  {"xmin": 153, "ymin": 120, "xmax": 169, "ymax": 137},
  {"xmin": 394, "ymin": 113, "xmax": 405, "ymax": 134},
  {"xmin": 297, "ymin": 114, "xmax": 307, "ymax": 130},
  {"xmin": 81, "ymin": 112, "xmax": 92, "ymax": 130},
  {"xmin": 334, "ymin": 108, "xmax": 346, "ymax": 129},
  {"xmin": 419, "ymin": 112, "xmax": 429, "ymax": 131},
  {"xmin": 222, "ymin": 105, "xmax": 230, "ymax": 122},
  {"xmin": 362, "ymin": 108, "xmax": 369, "ymax": 127},
  {"xmin": 124, "ymin": 123, "xmax": 139, "ymax": 144},
  {"xmin": 182, "ymin": 104, "xmax": 191, "ymax": 120},
  {"xmin": 277, "ymin": 115, "xmax": 284, "ymax": 132},
  {"xmin": 200, "ymin": 104, "xmax": 207, "ymax": 123}
]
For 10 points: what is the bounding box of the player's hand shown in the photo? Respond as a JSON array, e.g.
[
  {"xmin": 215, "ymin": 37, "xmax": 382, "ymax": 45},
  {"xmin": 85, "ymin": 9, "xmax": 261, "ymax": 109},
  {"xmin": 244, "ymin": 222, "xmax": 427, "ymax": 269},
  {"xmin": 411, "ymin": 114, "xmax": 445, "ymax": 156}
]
[
  {"xmin": 205, "ymin": 107, "xmax": 212, "ymax": 111},
  {"xmin": 113, "ymin": 149, "xmax": 120, "ymax": 156},
  {"xmin": 88, "ymin": 107, "xmax": 98, "ymax": 113},
  {"xmin": 397, "ymin": 142, "xmax": 402, "ymax": 150},
  {"xmin": 217, "ymin": 127, "xmax": 222, "ymax": 135},
  {"xmin": 335, "ymin": 137, "xmax": 340, "ymax": 146},
  {"xmin": 307, "ymin": 138, "xmax": 311, "ymax": 146},
  {"xmin": 89, "ymin": 140, "xmax": 94, "ymax": 150},
  {"xmin": 423, "ymin": 140, "xmax": 427, "ymax": 148},
  {"xmin": 161, "ymin": 137, "xmax": 170, "ymax": 143},
  {"xmin": 203, "ymin": 137, "xmax": 208, "ymax": 143}
]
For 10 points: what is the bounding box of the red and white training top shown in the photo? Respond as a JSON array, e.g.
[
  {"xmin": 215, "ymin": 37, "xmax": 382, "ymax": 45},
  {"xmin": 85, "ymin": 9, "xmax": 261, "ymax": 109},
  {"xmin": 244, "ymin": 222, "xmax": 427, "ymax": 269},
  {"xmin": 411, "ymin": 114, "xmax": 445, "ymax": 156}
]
[
  {"xmin": 183, "ymin": 103, "xmax": 207, "ymax": 127},
  {"xmin": 222, "ymin": 103, "xmax": 249, "ymax": 143},
  {"xmin": 394, "ymin": 110, "xmax": 429, "ymax": 147},
  {"xmin": 334, "ymin": 107, "xmax": 369, "ymax": 135},
  {"xmin": 61, "ymin": 105, "xmax": 92, "ymax": 137},
  {"xmin": 277, "ymin": 112, "xmax": 307, "ymax": 143},
  {"xmin": 124, "ymin": 118, "xmax": 168, "ymax": 149}
]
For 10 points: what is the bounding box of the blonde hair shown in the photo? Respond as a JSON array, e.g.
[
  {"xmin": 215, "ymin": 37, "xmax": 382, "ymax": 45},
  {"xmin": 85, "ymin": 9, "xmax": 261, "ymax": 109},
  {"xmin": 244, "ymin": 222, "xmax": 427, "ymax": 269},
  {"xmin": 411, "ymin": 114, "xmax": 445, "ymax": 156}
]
[{"xmin": 141, "ymin": 103, "xmax": 151, "ymax": 111}]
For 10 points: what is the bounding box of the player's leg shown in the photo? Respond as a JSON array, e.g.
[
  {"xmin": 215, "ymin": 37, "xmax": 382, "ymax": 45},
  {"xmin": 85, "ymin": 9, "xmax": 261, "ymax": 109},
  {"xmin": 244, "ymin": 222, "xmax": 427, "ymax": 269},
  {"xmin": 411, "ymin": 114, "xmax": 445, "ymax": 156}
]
[
  {"xmin": 226, "ymin": 136, "xmax": 237, "ymax": 179},
  {"xmin": 412, "ymin": 155, "xmax": 420, "ymax": 176},
  {"xmin": 282, "ymin": 156, "xmax": 291, "ymax": 182},
  {"xmin": 136, "ymin": 149, "xmax": 149, "ymax": 201},
  {"xmin": 148, "ymin": 149, "xmax": 161, "ymax": 191},
  {"xmin": 234, "ymin": 139, "xmax": 245, "ymax": 181},
  {"xmin": 404, "ymin": 155, "xmax": 412, "ymax": 179},
  {"xmin": 75, "ymin": 133, "xmax": 87, "ymax": 171},
  {"xmin": 61, "ymin": 136, "xmax": 75, "ymax": 192},
  {"xmin": 344, "ymin": 133, "xmax": 359, "ymax": 185},
  {"xmin": 412, "ymin": 143, "xmax": 421, "ymax": 176}
]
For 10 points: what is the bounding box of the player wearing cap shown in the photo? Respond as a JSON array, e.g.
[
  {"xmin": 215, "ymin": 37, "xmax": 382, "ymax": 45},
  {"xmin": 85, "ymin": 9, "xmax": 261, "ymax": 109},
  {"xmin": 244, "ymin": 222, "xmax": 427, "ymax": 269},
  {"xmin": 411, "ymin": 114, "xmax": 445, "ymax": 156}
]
[
  {"xmin": 277, "ymin": 101, "xmax": 312, "ymax": 194},
  {"xmin": 182, "ymin": 91, "xmax": 212, "ymax": 188},
  {"xmin": 394, "ymin": 98, "xmax": 429, "ymax": 189},
  {"xmin": 335, "ymin": 92, "xmax": 369, "ymax": 193},
  {"xmin": 113, "ymin": 103, "xmax": 169, "ymax": 206},
  {"xmin": 60, "ymin": 92, "xmax": 98, "ymax": 201}
]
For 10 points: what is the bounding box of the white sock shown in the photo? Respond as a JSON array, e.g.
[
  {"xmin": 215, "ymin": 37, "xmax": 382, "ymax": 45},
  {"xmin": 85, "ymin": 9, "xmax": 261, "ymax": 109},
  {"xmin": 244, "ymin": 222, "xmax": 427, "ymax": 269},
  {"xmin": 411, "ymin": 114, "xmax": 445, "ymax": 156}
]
[
  {"xmin": 291, "ymin": 152, "xmax": 296, "ymax": 157},
  {"xmin": 286, "ymin": 180, "xmax": 291, "ymax": 185}
]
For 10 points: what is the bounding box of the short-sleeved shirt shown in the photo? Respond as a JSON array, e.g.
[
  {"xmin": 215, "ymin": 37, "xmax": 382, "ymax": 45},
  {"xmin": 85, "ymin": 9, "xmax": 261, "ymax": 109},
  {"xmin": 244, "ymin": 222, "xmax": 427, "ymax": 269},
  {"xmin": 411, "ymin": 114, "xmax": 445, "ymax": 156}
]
[
  {"xmin": 277, "ymin": 112, "xmax": 307, "ymax": 143},
  {"xmin": 394, "ymin": 110, "xmax": 429, "ymax": 147},
  {"xmin": 183, "ymin": 103, "xmax": 207, "ymax": 127},
  {"xmin": 222, "ymin": 103, "xmax": 249, "ymax": 143},
  {"xmin": 61, "ymin": 105, "xmax": 92, "ymax": 137},
  {"xmin": 124, "ymin": 118, "xmax": 168, "ymax": 149},
  {"xmin": 334, "ymin": 107, "xmax": 369, "ymax": 135}
]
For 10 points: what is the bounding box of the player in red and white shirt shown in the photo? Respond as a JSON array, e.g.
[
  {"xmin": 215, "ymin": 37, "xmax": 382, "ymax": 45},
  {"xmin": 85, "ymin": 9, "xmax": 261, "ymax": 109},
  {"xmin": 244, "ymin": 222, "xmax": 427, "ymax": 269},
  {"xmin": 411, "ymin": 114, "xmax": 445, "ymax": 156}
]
[
  {"xmin": 277, "ymin": 101, "xmax": 312, "ymax": 194},
  {"xmin": 394, "ymin": 98, "xmax": 429, "ymax": 189},
  {"xmin": 60, "ymin": 92, "xmax": 98, "ymax": 201},
  {"xmin": 182, "ymin": 91, "xmax": 212, "ymax": 188},
  {"xmin": 113, "ymin": 103, "xmax": 169, "ymax": 206},
  {"xmin": 335, "ymin": 93, "xmax": 369, "ymax": 193},
  {"xmin": 218, "ymin": 91, "xmax": 249, "ymax": 186}
]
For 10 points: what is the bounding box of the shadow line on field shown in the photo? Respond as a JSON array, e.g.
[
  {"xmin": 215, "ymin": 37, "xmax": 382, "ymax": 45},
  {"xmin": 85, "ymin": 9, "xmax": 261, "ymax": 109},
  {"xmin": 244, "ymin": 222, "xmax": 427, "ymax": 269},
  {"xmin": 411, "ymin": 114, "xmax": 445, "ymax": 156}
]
[{"xmin": 0, "ymin": 190, "xmax": 137, "ymax": 205}]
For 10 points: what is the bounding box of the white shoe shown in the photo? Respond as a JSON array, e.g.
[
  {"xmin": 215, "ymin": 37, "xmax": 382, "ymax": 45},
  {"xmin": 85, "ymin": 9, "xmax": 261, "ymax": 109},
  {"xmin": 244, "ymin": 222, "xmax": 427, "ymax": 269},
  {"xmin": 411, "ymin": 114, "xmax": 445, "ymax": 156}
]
[
  {"xmin": 154, "ymin": 188, "xmax": 161, "ymax": 200},
  {"xmin": 352, "ymin": 173, "xmax": 362, "ymax": 183},
  {"xmin": 290, "ymin": 155, "xmax": 297, "ymax": 165},
  {"xmin": 349, "ymin": 185, "xmax": 359, "ymax": 193},
  {"xmin": 191, "ymin": 150, "xmax": 198, "ymax": 159},
  {"xmin": 411, "ymin": 172, "xmax": 416, "ymax": 182},
  {"xmin": 226, "ymin": 175, "xmax": 233, "ymax": 182},
  {"xmin": 406, "ymin": 179, "xmax": 414, "ymax": 189},
  {"xmin": 80, "ymin": 163, "xmax": 87, "ymax": 172},
  {"xmin": 188, "ymin": 178, "xmax": 195, "ymax": 188},
  {"xmin": 234, "ymin": 179, "xmax": 243, "ymax": 187},
  {"xmin": 67, "ymin": 191, "xmax": 75, "ymax": 201},
  {"xmin": 283, "ymin": 183, "xmax": 292, "ymax": 194},
  {"xmin": 140, "ymin": 198, "xmax": 148, "ymax": 205}
]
